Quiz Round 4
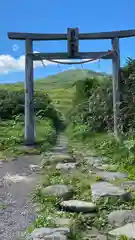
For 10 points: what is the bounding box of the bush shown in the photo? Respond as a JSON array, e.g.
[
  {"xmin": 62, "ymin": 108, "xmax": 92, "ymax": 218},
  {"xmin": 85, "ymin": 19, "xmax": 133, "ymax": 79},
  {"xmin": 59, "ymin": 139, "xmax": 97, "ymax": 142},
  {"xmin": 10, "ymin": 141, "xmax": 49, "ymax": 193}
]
[
  {"xmin": 0, "ymin": 89, "xmax": 64, "ymax": 131},
  {"xmin": 69, "ymin": 59, "xmax": 135, "ymax": 135},
  {"xmin": 69, "ymin": 76, "xmax": 113, "ymax": 132},
  {"xmin": 67, "ymin": 122, "xmax": 90, "ymax": 140},
  {"xmin": 119, "ymin": 58, "xmax": 135, "ymax": 133},
  {"xmin": 0, "ymin": 118, "xmax": 57, "ymax": 156}
]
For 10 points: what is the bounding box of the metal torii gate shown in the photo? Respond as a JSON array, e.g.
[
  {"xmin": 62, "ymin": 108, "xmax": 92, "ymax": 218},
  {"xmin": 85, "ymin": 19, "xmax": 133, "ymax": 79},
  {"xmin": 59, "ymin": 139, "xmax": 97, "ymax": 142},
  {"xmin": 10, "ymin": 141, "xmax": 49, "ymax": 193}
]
[{"xmin": 8, "ymin": 28, "xmax": 135, "ymax": 145}]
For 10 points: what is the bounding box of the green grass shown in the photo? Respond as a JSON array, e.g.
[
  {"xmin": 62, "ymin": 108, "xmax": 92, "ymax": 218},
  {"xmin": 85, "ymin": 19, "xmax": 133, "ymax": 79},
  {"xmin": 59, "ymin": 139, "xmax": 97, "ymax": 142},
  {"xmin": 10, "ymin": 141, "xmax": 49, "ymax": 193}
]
[
  {"xmin": 46, "ymin": 87, "xmax": 75, "ymax": 115},
  {"xmin": 66, "ymin": 124, "xmax": 135, "ymax": 180},
  {"xmin": 0, "ymin": 118, "xmax": 56, "ymax": 159}
]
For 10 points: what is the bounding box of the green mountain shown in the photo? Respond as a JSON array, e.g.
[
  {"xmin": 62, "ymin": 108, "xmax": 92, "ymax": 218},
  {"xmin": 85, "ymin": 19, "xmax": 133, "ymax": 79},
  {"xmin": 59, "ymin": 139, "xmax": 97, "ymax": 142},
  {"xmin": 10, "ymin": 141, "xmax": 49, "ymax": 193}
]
[
  {"xmin": 0, "ymin": 69, "xmax": 106, "ymax": 115},
  {"xmin": 35, "ymin": 69, "xmax": 107, "ymax": 114},
  {"xmin": 35, "ymin": 69, "xmax": 106, "ymax": 90}
]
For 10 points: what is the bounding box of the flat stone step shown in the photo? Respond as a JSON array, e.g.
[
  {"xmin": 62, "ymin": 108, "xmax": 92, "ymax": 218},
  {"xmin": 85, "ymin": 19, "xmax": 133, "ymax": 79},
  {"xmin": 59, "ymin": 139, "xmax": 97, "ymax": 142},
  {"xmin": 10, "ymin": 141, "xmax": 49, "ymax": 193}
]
[
  {"xmin": 41, "ymin": 153, "xmax": 75, "ymax": 167},
  {"xmin": 95, "ymin": 171, "xmax": 127, "ymax": 181},
  {"xmin": 85, "ymin": 156, "xmax": 106, "ymax": 166},
  {"xmin": 49, "ymin": 154, "xmax": 75, "ymax": 164},
  {"xmin": 54, "ymin": 218, "xmax": 73, "ymax": 227},
  {"xmin": 56, "ymin": 163, "xmax": 77, "ymax": 171},
  {"xmin": 91, "ymin": 182, "xmax": 131, "ymax": 202},
  {"xmin": 82, "ymin": 227, "xmax": 107, "ymax": 240},
  {"xmin": 41, "ymin": 184, "xmax": 73, "ymax": 200},
  {"xmin": 60, "ymin": 200, "xmax": 97, "ymax": 213},
  {"xmin": 29, "ymin": 227, "xmax": 70, "ymax": 240},
  {"xmin": 108, "ymin": 222, "xmax": 135, "ymax": 240},
  {"xmin": 108, "ymin": 210, "xmax": 135, "ymax": 227},
  {"xmin": 94, "ymin": 164, "xmax": 118, "ymax": 172},
  {"xmin": 81, "ymin": 150, "xmax": 97, "ymax": 157}
]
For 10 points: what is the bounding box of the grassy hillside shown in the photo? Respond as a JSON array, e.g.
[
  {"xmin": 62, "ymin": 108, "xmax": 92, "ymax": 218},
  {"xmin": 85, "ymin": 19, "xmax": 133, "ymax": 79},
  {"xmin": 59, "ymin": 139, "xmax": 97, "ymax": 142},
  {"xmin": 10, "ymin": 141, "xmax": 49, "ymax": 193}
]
[
  {"xmin": 0, "ymin": 69, "xmax": 105, "ymax": 116},
  {"xmin": 39, "ymin": 69, "xmax": 103, "ymax": 115}
]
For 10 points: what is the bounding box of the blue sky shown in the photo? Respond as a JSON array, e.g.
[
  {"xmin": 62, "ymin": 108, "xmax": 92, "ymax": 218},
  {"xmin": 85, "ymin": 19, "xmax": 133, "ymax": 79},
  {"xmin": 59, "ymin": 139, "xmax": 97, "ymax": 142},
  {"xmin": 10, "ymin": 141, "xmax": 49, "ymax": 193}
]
[{"xmin": 1, "ymin": 0, "xmax": 135, "ymax": 83}]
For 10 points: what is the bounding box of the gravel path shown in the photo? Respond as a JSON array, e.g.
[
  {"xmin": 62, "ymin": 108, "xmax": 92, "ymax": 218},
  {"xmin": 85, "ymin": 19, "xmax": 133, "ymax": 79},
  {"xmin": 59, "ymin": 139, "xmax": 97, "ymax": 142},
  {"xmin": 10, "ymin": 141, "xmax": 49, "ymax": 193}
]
[{"xmin": 0, "ymin": 155, "xmax": 43, "ymax": 240}]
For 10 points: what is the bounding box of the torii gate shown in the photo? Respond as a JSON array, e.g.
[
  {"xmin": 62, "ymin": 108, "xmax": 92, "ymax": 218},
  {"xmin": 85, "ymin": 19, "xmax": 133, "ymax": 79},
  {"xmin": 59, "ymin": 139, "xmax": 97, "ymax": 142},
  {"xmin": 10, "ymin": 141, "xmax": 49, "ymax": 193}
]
[{"xmin": 8, "ymin": 28, "xmax": 135, "ymax": 145}]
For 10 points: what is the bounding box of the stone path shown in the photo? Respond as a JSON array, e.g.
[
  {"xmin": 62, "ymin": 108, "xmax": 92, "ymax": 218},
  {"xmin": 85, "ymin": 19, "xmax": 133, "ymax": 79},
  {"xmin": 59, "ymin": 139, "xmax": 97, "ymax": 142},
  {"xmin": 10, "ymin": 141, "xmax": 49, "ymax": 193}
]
[
  {"xmin": 28, "ymin": 135, "xmax": 135, "ymax": 240},
  {"xmin": 1, "ymin": 134, "xmax": 135, "ymax": 239}
]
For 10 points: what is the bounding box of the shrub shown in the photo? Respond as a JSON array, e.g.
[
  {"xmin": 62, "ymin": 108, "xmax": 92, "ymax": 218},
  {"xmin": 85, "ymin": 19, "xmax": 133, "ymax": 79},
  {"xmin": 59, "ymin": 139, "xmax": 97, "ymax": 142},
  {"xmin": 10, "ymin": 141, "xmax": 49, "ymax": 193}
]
[
  {"xmin": 69, "ymin": 76, "xmax": 113, "ymax": 132},
  {"xmin": 69, "ymin": 59, "xmax": 135, "ymax": 135},
  {"xmin": 0, "ymin": 89, "xmax": 64, "ymax": 131}
]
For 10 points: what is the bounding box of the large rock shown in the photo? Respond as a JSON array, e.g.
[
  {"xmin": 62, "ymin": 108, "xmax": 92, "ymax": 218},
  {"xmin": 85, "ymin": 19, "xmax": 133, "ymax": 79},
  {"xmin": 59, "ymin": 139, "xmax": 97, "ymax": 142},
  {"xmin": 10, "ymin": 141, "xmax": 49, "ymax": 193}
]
[
  {"xmin": 56, "ymin": 163, "xmax": 77, "ymax": 171},
  {"xmin": 94, "ymin": 164, "xmax": 118, "ymax": 172},
  {"xmin": 49, "ymin": 154, "xmax": 75, "ymax": 164},
  {"xmin": 82, "ymin": 227, "xmax": 107, "ymax": 240},
  {"xmin": 60, "ymin": 200, "xmax": 97, "ymax": 213},
  {"xmin": 95, "ymin": 171, "xmax": 127, "ymax": 181},
  {"xmin": 41, "ymin": 184, "xmax": 73, "ymax": 200},
  {"xmin": 85, "ymin": 156, "xmax": 106, "ymax": 166},
  {"xmin": 55, "ymin": 218, "xmax": 73, "ymax": 227},
  {"xmin": 108, "ymin": 210, "xmax": 135, "ymax": 227},
  {"xmin": 91, "ymin": 182, "xmax": 131, "ymax": 202},
  {"xmin": 41, "ymin": 153, "xmax": 75, "ymax": 167},
  {"xmin": 29, "ymin": 227, "xmax": 70, "ymax": 240},
  {"xmin": 108, "ymin": 223, "xmax": 135, "ymax": 239}
]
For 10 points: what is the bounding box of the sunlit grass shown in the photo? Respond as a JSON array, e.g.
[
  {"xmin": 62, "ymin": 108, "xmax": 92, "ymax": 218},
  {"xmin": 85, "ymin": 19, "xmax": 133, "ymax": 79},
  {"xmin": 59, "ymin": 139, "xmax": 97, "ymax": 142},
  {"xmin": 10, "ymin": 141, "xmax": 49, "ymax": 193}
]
[{"xmin": 0, "ymin": 118, "xmax": 56, "ymax": 158}]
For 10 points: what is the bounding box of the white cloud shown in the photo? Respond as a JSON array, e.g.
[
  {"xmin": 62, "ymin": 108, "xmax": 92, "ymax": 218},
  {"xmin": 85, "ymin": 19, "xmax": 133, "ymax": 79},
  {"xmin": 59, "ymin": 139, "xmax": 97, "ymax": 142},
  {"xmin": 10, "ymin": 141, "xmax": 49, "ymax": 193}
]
[
  {"xmin": 0, "ymin": 53, "xmax": 55, "ymax": 75},
  {"xmin": 0, "ymin": 52, "xmax": 98, "ymax": 75}
]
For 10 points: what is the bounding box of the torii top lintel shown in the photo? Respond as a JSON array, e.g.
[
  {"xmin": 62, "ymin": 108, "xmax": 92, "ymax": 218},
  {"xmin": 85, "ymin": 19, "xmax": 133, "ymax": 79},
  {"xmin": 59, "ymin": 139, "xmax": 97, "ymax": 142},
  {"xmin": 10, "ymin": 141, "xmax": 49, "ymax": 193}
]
[{"xmin": 8, "ymin": 29, "xmax": 135, "ymax": 41}]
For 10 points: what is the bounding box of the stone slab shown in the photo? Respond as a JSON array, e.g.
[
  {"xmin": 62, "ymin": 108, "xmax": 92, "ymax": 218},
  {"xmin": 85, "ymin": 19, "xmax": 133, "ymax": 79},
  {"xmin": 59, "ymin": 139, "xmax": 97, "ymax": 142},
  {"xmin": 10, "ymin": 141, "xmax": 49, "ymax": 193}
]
[
  {"xmin": 60, "ymin": 200, "xmax": 97, "ymax": 213},
  {"xmin": 56, "ymin": 163, "xmax": 77, "ymax": 171},
  {"xmin": 86, "ymin": 156, "xmax": 106, "ymax": 166},
  {"xmin": 30, "ymin": 227, "xmax": 70, "ymax": 240},
  {"xmin": 49, "ymin": 154, "xmax": 75, "ymax": 164},
  {"xmin": 108, "ymin": 223, "xmax": 135, "ymax": 239},
  {"xmin": 91, "ymin": 182, "xmax": 131, "ymax": 202},
  {"xmin": 108, "ymin": 210, "xmax": 135, "ymax": 227},
  {"xmin": 41, "ymin": 184, "xmax": 73, "ymax": 200},
  {"xmin": 94, "ymin": 164, "xmax": 118, "ymax": 172},
  {"xmin": 95, "ymin": 171, "xmax": 127, "ymax": 181}
]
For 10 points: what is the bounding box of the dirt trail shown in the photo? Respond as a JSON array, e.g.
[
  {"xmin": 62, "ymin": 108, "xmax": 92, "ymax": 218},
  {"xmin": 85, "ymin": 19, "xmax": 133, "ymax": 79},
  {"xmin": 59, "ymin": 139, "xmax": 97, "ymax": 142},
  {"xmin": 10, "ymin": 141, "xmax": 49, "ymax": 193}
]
[{"xmin": 0, "ymin": 155, "xmax": 43, "ymax": 240}]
